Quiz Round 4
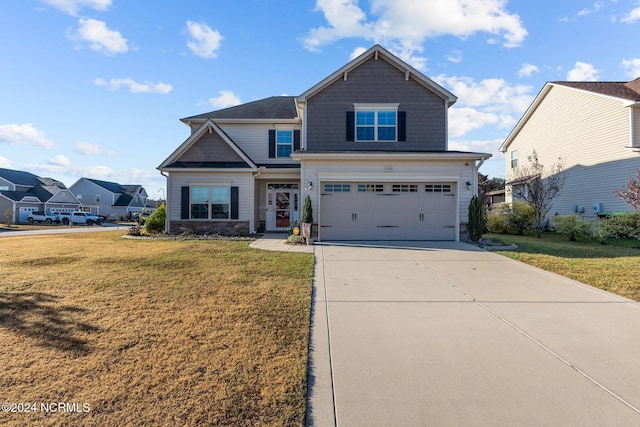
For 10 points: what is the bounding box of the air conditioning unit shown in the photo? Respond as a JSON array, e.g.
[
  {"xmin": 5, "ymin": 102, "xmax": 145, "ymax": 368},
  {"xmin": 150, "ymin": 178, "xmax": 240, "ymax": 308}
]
[{"xmin": 593, "ymin": 203, "xmax": 602, "ymax": 213}]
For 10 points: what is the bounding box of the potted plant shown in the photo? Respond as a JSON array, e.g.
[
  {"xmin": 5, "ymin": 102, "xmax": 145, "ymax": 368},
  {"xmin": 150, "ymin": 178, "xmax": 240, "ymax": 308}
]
[{"xmin": 301, "ymin": 195, "xmax": 313, "ymax": 244}]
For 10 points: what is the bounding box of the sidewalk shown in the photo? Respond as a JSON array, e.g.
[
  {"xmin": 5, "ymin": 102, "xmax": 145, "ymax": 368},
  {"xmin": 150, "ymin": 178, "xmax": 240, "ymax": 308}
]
[{"xmin": 249, "ymin": 233, "xmax": 315, "ymax": 253}]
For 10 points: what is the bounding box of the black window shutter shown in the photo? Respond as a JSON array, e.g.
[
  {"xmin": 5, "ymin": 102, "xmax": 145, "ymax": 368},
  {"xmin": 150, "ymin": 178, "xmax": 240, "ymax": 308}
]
[
  {"xmin": 268, "ymin": 130, "xmax": 276, "ymax": 158},
  {"xmin": 398, "ymin": 111, "xmax": 406, "ymax": 141},
  {"xmin": 181, "ymin": 186, "xmax": 189, "ymax": 219},
  {"xmin": 293, "ymin": 130, "xmax": 300, "ymax": 151},
  {"xmin": 230, "ymin": 186, "xmax": 239, "ymax": 219},
  {"xmin": 346, "ymin": 111, "xmax": 355, "ymax": 141}
]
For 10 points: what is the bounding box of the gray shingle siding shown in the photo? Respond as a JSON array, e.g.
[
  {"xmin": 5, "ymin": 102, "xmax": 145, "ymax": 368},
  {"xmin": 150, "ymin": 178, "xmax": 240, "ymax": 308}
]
[{"xmin": 306, "ymin": 57, "xmax": 447, "ymax": 152}]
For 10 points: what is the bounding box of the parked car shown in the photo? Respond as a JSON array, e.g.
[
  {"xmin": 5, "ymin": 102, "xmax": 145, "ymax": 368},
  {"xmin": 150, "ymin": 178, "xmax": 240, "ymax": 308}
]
[
  {"xmin": 59, "ymin": 211, "xmax": 104, "ymax": 226},
  {"xmin": 27, "ymin": 211, "xmax": 60, "ymax": 224}
]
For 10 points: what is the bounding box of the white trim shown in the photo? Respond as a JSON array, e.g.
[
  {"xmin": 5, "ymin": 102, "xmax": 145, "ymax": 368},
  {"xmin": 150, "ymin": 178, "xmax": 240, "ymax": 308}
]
[
  {"xmin": 182, "ymin": 118, "xmax": 300, "ymax": 125},
  {"xmin": 292, "ymin": 151, "xmax": 491, "ymax": 161},
  {"xmin": 353, "ymin": 103, "xmax": 400, "ymax": 110}
]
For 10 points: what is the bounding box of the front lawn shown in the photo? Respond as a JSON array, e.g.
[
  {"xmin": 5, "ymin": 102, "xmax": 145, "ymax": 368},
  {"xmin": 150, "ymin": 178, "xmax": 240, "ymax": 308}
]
[
  {"xmin": 486, "ymin": 232, "xmax": 640, "ymax": 301},
  {"xmin": 0, "ymin": 232, "xmax": 314, "ymax": 426}
]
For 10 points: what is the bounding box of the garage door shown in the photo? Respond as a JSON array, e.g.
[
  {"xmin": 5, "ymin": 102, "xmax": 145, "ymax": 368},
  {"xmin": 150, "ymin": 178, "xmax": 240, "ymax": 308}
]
[{"xmin": 320, "ymin": 182, "xmax": 456, "ymax": 241}]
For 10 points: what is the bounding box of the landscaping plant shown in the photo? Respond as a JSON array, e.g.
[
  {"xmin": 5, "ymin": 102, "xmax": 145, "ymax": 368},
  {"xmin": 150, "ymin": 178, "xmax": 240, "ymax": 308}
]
[
  {"xmin": 467, "ymin": 195, "xmax": 484, "ymax": 242},
  {"xmin": 552, "ymin": 214, "xmax": 593, "ymax": 241}
]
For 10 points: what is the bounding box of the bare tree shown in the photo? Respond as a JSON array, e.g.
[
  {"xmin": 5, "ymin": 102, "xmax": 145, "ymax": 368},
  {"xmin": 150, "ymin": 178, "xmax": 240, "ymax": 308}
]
[
  {"xmin": 508, "ymin": 150, "xmax": 566, "ymax": 238},
  {"xmin": 614, "ymin": 168, "xmax": 640, "ymax": 211}
]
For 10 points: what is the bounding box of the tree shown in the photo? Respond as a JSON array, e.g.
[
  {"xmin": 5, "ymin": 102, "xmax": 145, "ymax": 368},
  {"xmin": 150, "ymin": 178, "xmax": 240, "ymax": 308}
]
[
  {"xmin": 508, "ymin": 150, "xmax": 566, "ymax": 238},
  {"xmin": 301, "ymin": 195, "xmax": 313, "ymax": 224},
  {"xmin": 467, "ymin": 195, "xmax": 484, "ymax": 242},
  {"xmin": 614, "ymin": 168, "xmax": 640, "ymax": 211}
]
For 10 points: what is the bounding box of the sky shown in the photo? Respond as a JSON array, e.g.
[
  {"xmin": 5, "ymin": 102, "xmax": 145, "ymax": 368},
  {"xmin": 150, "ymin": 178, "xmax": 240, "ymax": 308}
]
[{"xmin": 1, "ymin": 0, "xmax": 640, "ymax": 198}]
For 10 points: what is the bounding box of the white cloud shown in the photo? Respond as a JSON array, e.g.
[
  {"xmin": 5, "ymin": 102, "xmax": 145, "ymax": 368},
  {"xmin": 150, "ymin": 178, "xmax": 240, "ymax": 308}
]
[
  {"xmin": 578, "ymin": 2, "xmax": 604, "ymax": 17},
  {"xmin": 567, "ymin": 62, "xmax": 600, "ymax": 81},
  {"xmin": 518, "ymin": 63, "xmax": 539, "ymax": 77},
  {"xmin": 48, "ymin": 154, "xmax": 70, "ymax": 167},
  {"xmin": 94, "ymin": 78, "xmax": 173, "ymax": 94},
  {"xmin": 621, "ymin": 5, "xmax": 640, "ymax": 23},
  {"xmin": 350, "ymin": 46, "xmax": 369, "ymax": 60},
  {"xmin": 621, "ymin": 58, "xmax": 640, "ymax": 78},
  {"xmin": 0, "ymin": 156, "xmax": 12, "ymax": 168},
  {"xmin": 68, "ymin": 18, "xmax": 128, "ymax": 55},
  {"xmin": 208, "ymin": 90, "xmax": 242, "ymax": 108},
  {"xmin": 0, "ymin": 123, "xmax": 54, "ymax": 149},
  {"xmin": 446, "ymin": 50, "xmax": 463, "ymax": 64},
  {"xmin": 434, "ymin": 75, "xmax": 535, "ymax": 139},
  {"xmin": 186, "ymin": 21, "xmax": 223, "ymax": 59},
  {"xmin": 40, "ymin": 0, "xmax": 111, "ymax": 16},
  {"xmin": 448, "ymin": 108, "xmax": 501, "ymax": 138},
  {"xmin": 74, "ymin": 141, "xmax": 112, "ymax": 155},
  {"xmin": 303, "ymin": 0, "xmax": 528, "ymax": 68}
]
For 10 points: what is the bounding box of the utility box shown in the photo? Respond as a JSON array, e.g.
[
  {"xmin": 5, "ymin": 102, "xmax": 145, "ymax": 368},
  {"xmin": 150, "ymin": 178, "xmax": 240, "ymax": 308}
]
[{"xmin": 593, "ymin": 203, "xmax": 602, "ymax": 213}]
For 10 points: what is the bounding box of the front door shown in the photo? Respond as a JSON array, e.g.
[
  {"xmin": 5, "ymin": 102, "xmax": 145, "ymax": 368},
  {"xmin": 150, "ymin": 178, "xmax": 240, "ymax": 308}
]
[{"xmin": 266, "ymin": 183, "xmax": 299, "ymax": 231}]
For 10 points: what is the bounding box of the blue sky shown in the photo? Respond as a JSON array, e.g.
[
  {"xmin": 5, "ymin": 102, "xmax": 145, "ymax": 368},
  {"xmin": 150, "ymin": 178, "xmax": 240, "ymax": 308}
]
[{"xmin": 1, "ymin": 0, "xmax": 640, "ymax": 198}]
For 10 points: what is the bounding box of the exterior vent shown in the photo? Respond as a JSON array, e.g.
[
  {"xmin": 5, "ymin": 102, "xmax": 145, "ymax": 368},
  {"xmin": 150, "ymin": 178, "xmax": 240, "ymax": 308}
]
[{"xmin": 593, "ymin": 203, "xmax": 602, "ymax": 213}]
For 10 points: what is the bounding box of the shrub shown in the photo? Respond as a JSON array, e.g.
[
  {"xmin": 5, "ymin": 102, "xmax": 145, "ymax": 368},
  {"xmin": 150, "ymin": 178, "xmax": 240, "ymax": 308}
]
[
  {"xmin": 467, "ymin": 195, "xmax": 485, "ymax": 242},
  {"xmin": 301, "ymin": 195, "xmax": 313, "ymax": 224},
  {"xmin": 552, "ymin": 214, "xmax": 593, "ymax": 241},
  {"xmin": 144, "ymin": 204, "xmax": 166, "ymax": 234},
  {"xmin": 504, "ymin": 201, "xmax": 535, "ymax": 235},
  {"xmin": 600, "ymin": 212, "xmax": 640, "ymax": 239},
  {"xmin": 487, "ymin": 212, "xmax": 507, "ymax": 234}
]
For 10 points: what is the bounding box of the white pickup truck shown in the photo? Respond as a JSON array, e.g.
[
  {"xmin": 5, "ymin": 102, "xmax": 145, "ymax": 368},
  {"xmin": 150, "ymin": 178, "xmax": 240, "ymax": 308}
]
[{"xmin": 59, "ymin": 211, "xmax": 104, "ymax": 226}]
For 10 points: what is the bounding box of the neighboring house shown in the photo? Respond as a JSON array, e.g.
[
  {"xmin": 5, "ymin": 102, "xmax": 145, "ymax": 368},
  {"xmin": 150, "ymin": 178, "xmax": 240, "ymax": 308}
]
[
  {"xmin": 158, "ymin": 45, "xmax": 491, "ymax": 241},
  {"xmin": 0, "ymin": 167, "xmax": 80, "ymax": 223},
  {"xmin": 69, "ymin": 178, "xmax": 150, "ymax": 220},
  {"xmin": 486, "ymin": 190, "xmax": 506, "ymax": 212},
  {"xmin": 500, "ymin": 77, "xmax": 640, "ymax": 219}
]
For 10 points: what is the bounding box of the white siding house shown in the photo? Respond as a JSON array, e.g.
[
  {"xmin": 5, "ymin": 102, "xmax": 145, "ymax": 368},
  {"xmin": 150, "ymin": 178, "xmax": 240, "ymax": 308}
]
[{"xmin": 500, "ymin": 78, "xmax": 640, "ymax": 219}]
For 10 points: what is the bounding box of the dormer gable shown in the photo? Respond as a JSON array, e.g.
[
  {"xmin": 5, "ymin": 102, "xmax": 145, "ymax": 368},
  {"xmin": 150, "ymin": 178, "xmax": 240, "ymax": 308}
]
[{"xmin": 159, "ymin": 120, "xmax": 257, "ymax": 170}]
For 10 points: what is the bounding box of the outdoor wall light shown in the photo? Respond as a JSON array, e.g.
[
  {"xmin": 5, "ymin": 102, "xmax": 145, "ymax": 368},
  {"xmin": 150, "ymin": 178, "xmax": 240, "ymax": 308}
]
[
  {"xmin": 306, "ymin": 180, "xmax": 313, "ymax": 191},
  {"xmin": 465, "ymin": 180, "xmax": 472, "ymax": 190}
]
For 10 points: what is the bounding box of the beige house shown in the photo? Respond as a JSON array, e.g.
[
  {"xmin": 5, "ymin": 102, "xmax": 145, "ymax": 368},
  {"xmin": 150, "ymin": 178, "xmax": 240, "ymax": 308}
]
[
  {"xmin": 500, "ymin": 77, "xmax": 640, "ymax": 218},
  {"xmin": 159, "ymin": 45, "xmax": 491, "ymax": 241}
]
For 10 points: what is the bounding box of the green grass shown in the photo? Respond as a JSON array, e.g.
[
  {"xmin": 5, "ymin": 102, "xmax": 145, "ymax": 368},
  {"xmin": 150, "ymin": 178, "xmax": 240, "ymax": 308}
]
[
  {"xmin": 485, "ymin": 232, "xmax": 640, "ymax": 301},
  {"xmin": 0, "ymin": 231, "xmax": 314, "ymax": 426}
]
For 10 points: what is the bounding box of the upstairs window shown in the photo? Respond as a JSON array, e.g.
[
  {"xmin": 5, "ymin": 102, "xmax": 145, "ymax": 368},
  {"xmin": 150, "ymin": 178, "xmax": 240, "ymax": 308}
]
[
  {"xmin": 276, "ymin": 130, "xmax": 293, "ymax": 158},
  {"xmin": 511, "ymin": 150, "xmax": 518, "ymax": 169},
  {"xmin": 355, "ymin": 110, "xmax": 397, "ymax": 141},
  {"xmin": 352, "ymin": 103, "xmax": 400, "ymax": 142}
]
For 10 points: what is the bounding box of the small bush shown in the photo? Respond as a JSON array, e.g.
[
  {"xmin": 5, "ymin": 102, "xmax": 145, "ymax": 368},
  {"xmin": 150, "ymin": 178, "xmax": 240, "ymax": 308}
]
[
  {"xmin": 504, "ymin": 201, "xmax": 535, "ymax": 235},
  {"xmin": 468, "ymin": 195, "xmax": 485, "ymax": 242},
  {"xmin": 487, "ymin": 211, "xmax": 507, "ymax": 234},
  {"xmin": 600, "ymin": 212, "xmax": 640, "ymax": 239},
  {"xmin": 128, "ymin": 223, "xmax": 142, "ymax": 236},
  {"xmin": 552, "ymin": 214, "xmax": 593, "ymax": 241},
  {"xmin": 286, "ymin": 235, "xmax": 306, "ymax": 245},
  {"xmin": 145, "ymin": 204, "xmax": 166, "ymax": 234}
]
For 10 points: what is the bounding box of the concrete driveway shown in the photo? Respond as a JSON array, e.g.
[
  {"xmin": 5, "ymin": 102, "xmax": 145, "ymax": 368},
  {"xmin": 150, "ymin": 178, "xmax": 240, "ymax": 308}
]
[{"xmin": 306, "ymin": 241, "xmax": 640, "ymax": 426}]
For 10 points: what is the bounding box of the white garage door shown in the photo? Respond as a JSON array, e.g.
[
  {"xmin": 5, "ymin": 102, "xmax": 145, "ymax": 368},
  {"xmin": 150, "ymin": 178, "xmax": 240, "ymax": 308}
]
[{"xmin": 320, "ymin": 182, "xmax": 456, "ymax": 241}]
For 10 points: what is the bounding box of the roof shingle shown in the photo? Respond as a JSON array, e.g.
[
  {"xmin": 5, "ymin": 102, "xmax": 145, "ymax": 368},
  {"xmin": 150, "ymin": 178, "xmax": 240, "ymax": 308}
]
[{"xmin": 553, "ymin": 77, "xmax": 640, "ymax": 101}]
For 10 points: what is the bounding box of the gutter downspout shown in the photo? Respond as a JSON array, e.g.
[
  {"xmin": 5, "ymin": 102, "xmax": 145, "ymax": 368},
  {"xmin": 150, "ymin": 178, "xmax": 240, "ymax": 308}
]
[{"xmin": 474, "ymin": 157, "xmax": 487, "ymax": 196}]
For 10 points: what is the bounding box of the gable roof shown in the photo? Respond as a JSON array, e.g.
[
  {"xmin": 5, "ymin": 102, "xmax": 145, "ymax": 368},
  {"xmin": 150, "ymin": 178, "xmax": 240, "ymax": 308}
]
[
  {"xmin": 500, "ymin": 77, "xmax": 640, "ymax": 153},
  {"xmin": 0, "ymin": 167, "xmax": 67, "ymax": 203},
  {"xmin": 553, "ymin": 77, "xmax": 640, "ymax": 102},
  {"xmin": 297, "ymin": 44, "xmax": 457, "ymax": 107},
  {"xmin": 158, "ymin": 119, "xmax": 258, "ymax": 171},
  {"xmin": 182, "ymin": 96, "xmax": 298, "ymax": 123}
]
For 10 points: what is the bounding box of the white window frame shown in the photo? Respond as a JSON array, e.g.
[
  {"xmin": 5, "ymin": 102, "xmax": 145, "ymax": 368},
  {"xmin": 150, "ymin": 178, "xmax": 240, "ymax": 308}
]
[
  {"xmin": 510, "ymin": 150, "xmax": 518, "ymax": 169},
  {"xmin": 354, "ymin": 103, "xmax": 399, "ymax": 142},
  {"xmin": 190, "ymin": 185, "xmax": 230, "ymax": 220},
  {"xmin": 275, "ymin": 128, "xmax": 293, "ymax": 158}
]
